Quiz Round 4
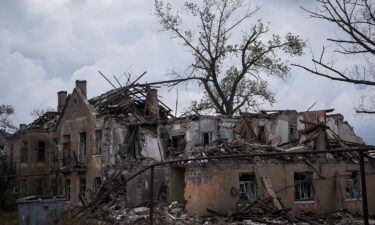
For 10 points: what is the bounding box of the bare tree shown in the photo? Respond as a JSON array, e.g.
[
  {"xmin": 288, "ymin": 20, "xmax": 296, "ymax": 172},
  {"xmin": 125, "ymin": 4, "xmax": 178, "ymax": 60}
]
[
  {"xmin": 293, "ymin": 0, "xmax": 375, "ymax": 113},
  {"xmin": 155, "ymin": 0, "xmax": 305, "ymax": 115},
  {"xmin": 30, "ymin": 106, "xmax": 56, "ymax": 118},
  {"xmin": 0, "ymin": 104, "xmax": 16, "ymax": 131}
]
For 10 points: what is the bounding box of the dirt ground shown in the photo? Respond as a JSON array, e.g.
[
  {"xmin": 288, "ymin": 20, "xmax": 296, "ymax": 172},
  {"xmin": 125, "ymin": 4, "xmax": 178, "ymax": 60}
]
[{"xmin": 0, "ymin": 210, "xmax": 18, "ymax": 225}]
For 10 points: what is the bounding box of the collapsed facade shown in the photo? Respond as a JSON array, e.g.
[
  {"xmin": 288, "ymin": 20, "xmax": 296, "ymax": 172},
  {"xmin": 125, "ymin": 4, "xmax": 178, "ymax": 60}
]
[{"xmin": 3, "ymin": 80, "xmax": 375, "ymax": 223}]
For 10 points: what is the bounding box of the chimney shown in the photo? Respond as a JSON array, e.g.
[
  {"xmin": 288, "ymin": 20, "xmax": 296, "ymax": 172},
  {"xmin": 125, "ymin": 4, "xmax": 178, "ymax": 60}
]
[
  {"xmin": 57, "ymin": 91, "xmax": 67, "ymax": 113},
  {"xmin": 19, "ymin": 124, "xmax": 26, "ymax": 130},
  {"xmin": 144, "ymin": 88, "xmax": 159, "ymax": 120},
  {"xmin": 75, "ymin": 80, "xmax": 87, "ymax": 98}
]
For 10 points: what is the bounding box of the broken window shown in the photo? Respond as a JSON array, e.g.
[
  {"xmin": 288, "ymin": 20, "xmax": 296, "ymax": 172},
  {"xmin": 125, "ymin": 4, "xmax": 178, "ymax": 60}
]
[
  {"xmin": 124, "ymin": 126, "xmax": 140, "ymax": 158},
  {"xmin": 79, "ymin": 178, "xmax": 86, "ymax": 199},
  {"xmin": 63, "ymin": 135, "xmax": 71, "ymax": 166},
  {"xmin": 294, "ymin": 172, "xmax": 314, "ymax": 201},
  {"xmin": 79, "ymin": 132, "xmax": 86, "ymax": 164},
  {"xmin": 35, "ymin": 178, "xmax": 46, "ymax": 195},
  {"xmin": 65, "ymin": 179, "xmax": 71, "ymax": 200},
  {"xmin": 93, "ymin": 177, "xmax": 102, "ymax": 193},
  {"xmin": 201, "ymin": 132, "xmax": 213, "ymax": 145},
  {"xmin": 21, "ymin": 141, "xmax": 28, "ymax": 163},
  {"xmin": 346, "ymin": 171, "xmax": 361, "ymax": 200},
  {"xmin": 37, "ymin": 141, "xmax": 45, "ymax": 162},
  {"xmin": 20, "ymin": 179, "xmax": 27, "ymax": 197},
  {"xmin": 171, "ymin": 135, "xmax": 185, "ymax": 152},
  {"xmin": 95, "ymin": 130, "xmax": 102, "ymax": 155},
  {"xmin": 239, "ymin": 173, "xmax": 259, "ymax": 202},
  {"xmin": 258, "ymin": 126, "xmax": 267, "ymax": 144}
]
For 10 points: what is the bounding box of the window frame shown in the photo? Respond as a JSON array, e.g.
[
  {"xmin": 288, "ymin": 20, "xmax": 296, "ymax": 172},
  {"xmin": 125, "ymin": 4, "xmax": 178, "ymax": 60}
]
[
  {"xmin": 20, "ymin": 141, "xmax": 28, "ymax": 163},
  {"xmin": 78, "ymin": 132, "xmax": 87, "ymax": 164},
  {"xmin": 239, "ymin": 173, "xmax": 259, "ymax": 202},
  {"xmin": 294, "ymin": 172, "xmax": 314, "ymax": 202},
  {"xmin": 94, "ymin": 130, "xmax": 102, "ymax": 155},
  {"xmin": 37, "ymin": 141, "xmax": 46, "ymax": 162},
  {"xmin": 65, "ymin": 179, "xmax": 71, "ymax": 201},
  {"xmin": 345, "ymin": 170, "xmax": 362, "ymax": 200},
  {"xmin": 79, "ymin": 177, "xmax": 86, "ymax": 199},
  {"xmin": 201, "ymin": 131, "xmax": 213, "ymax": 145}
]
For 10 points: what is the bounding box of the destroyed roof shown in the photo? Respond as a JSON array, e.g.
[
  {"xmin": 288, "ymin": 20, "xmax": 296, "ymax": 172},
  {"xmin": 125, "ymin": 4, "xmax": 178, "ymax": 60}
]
[
  {"xmin": 7, "ymin": 112, "xmax": 59, "ymax": 139},
  {"xmin": 25, "ymin": 111, "xmax": 60, "ymax": 131},
  {"xmin": 88, "ymin": 85, "xmax": 173, "ymax": 120}
]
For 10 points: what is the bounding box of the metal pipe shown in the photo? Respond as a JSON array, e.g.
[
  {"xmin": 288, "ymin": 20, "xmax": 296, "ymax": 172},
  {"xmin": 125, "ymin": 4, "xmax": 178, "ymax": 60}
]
[
  {"xmin": 359, "ymin": 150, "xmax": 369, "ymax": 225},
  {"xmin": 150, "ymin": 165, "xmax": 155, "ymax": 225}
]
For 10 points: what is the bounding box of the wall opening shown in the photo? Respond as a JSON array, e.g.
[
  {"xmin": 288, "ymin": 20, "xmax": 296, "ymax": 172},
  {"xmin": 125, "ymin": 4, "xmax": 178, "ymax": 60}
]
[
  {"xmin": 94, "ymin": 177, "xmax": 102, "ymax": 194},
  {"xmin": 65, "ymin": 179, "xmax": 71, "ymax": 200},
  {"xmin": 79, "ymin": 178, "xmax": 86, "ymax": 199},
  {"xmin": 63, "ymin": 135, "xmax": 71, "ymax": 166},
  {"xmin": 201, "ymin": 132, "xmax": 213, "ymax": 145},
  {"xmin": 346, "ymin": 171, "xmax": 361, "ymax": 200},
  {"xmin": 21, "ymin": 141, "xmax": 28, "ymax": 163},
  {"xmin": 239, "ymin": 173, "xmax": 259, "ymax": 202},
  {"xmin": 95, "ymin": 130, "xmax": 102, "ymax": 155},
  {"xmin": 171, "ymin": 135, "xmax": 185, "ymax": 155},
  {"xmin": 79, "ymin": 132, "xmax": 86, "ymax": 164},
  {"xmin": 294, "ymin": 172, "xmax": 314, "ymax": 201},
  {"xmin": 169, "ymin": 167, "xmax": 186, "ymax": 204},
  {"xmin": 37, "ymin": 141, "xmax": 46, "ymax": 162}
]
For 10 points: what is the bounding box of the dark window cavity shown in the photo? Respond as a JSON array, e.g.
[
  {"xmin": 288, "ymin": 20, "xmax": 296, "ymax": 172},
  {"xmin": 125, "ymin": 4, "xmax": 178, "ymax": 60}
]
[
  {"xmin": 94, "ymin": 177, "xmax": 102, "ymax": 193},
  {"xmin": 201, "ymin": 132, "xmax": 213, "ymax": 145},
  {"xmin": 21, "ymin": 141, "xmax": 28, "ymax": 163},
  {"xmin": 63, "ymin": 135, "xmax": 71, "ymax": 166},
  {"xmin": 346, "ymin": 171, "xmax": 361, "ymax": 200},
  {"xmin": 79, "ymin": 132, "xmax": 86, "ymax": 164},
  {"xmin": 65, "ymin": 179, "xmax": 71, "ymax": 200},
  {"xmin": 95, "ymin": 130, "xmax": 102, "ymax": 155},
  {"xmin": 239, "ymin": 173, "xmax": 259, "ymax": 202},
  {"xmin": 294, "ymin": 172, "xmax": 314, "ymax": 201},
  {"xmin": 79, "ymin": 178, "xmax": 86, "ymax": 198},
  {"xmin": 37, "ymin": 141, "xmax": 46, "ymax": 162}
]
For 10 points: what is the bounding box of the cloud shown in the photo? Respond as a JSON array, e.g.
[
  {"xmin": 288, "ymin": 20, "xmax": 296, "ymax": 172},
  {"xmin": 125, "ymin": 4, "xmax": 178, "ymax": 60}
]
[{"xmin": 0, "ymin": 0, "xmax": 374, "ymax": 144}]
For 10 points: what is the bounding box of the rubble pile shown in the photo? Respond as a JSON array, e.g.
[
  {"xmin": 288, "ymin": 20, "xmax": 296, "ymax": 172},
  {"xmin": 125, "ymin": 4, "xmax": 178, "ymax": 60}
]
[
  {"xmin": 75, "ymin": 200, "xmax": 366, "ymax": 225},
  {"xmin": 190, "ymin": 139, "xmax": 283, "ymax": 157}
]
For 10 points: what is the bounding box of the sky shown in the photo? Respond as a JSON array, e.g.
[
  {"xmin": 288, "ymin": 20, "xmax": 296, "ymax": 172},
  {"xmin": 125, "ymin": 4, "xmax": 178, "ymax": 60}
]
[{"xmin": 0, "ymin": 0, "xmax": 374, "ymax": 144}]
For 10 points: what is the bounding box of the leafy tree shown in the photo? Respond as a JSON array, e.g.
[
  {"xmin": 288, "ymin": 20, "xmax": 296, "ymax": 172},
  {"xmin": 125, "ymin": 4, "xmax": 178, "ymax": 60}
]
[
  {"xmin": 293, "ymin": 0, "xmax": 375, "ymax": 114},
  {"xmin": 0, "ymin": 105, "xmax": 16, "ymax": 131},
  {"xmin": 155, "ymin": 0, "xmax": 305, "ymax": 115}
]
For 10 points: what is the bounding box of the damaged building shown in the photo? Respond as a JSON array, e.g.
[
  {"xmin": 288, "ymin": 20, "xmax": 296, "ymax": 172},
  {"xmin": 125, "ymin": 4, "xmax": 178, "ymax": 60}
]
[
  {"xmin": 3, "ymin": 80, "xmax": 375, "ymax": 224},
  {"xmin": 162, "ymin": 111, "xmax": 375, "ymax": 217},
  {"xmin": 72, "ymin": 91, "xmax": 375, "ymax": 224},
  {"xmin": 54, "ymin": 80, "xmax": 173, "ymax": 205},
  {"xmin": 5, "ymin": 111, "xmax": 60, "ymax": 198}
]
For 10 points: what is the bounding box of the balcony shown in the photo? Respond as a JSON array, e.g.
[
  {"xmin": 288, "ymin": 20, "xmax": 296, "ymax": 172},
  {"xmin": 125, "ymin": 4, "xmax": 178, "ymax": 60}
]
[
  {"xmin": 0, "ymin": 162, "xmax": 16, "ymax": 176},
  {"xmin": 57, "ymin": 157, "xmax": 86, "ymax": 173}
]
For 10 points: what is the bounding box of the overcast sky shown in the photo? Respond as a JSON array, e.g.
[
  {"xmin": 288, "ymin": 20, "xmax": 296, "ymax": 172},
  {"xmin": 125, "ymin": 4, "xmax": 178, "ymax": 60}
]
[{"xmin": 0, "ymin": 0, "xmax": 374, "ymax": 144}]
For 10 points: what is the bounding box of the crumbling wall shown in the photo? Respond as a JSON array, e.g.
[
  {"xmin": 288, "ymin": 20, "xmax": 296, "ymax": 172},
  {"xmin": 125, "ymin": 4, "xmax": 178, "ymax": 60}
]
[
  {"xmin": 126, "ymin": 165, "xmax": 168, "ymax": 207},
  {"xmin": 184, "ymin": 161, "xmax": 375, "ymax": 217},
  {"xmin": 326, "ymin": 114, "xmax": 363, "ymax": 144},
  {"xmin": 141, "ymin": 128, "xmax": 164, "ymax": 161}
]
